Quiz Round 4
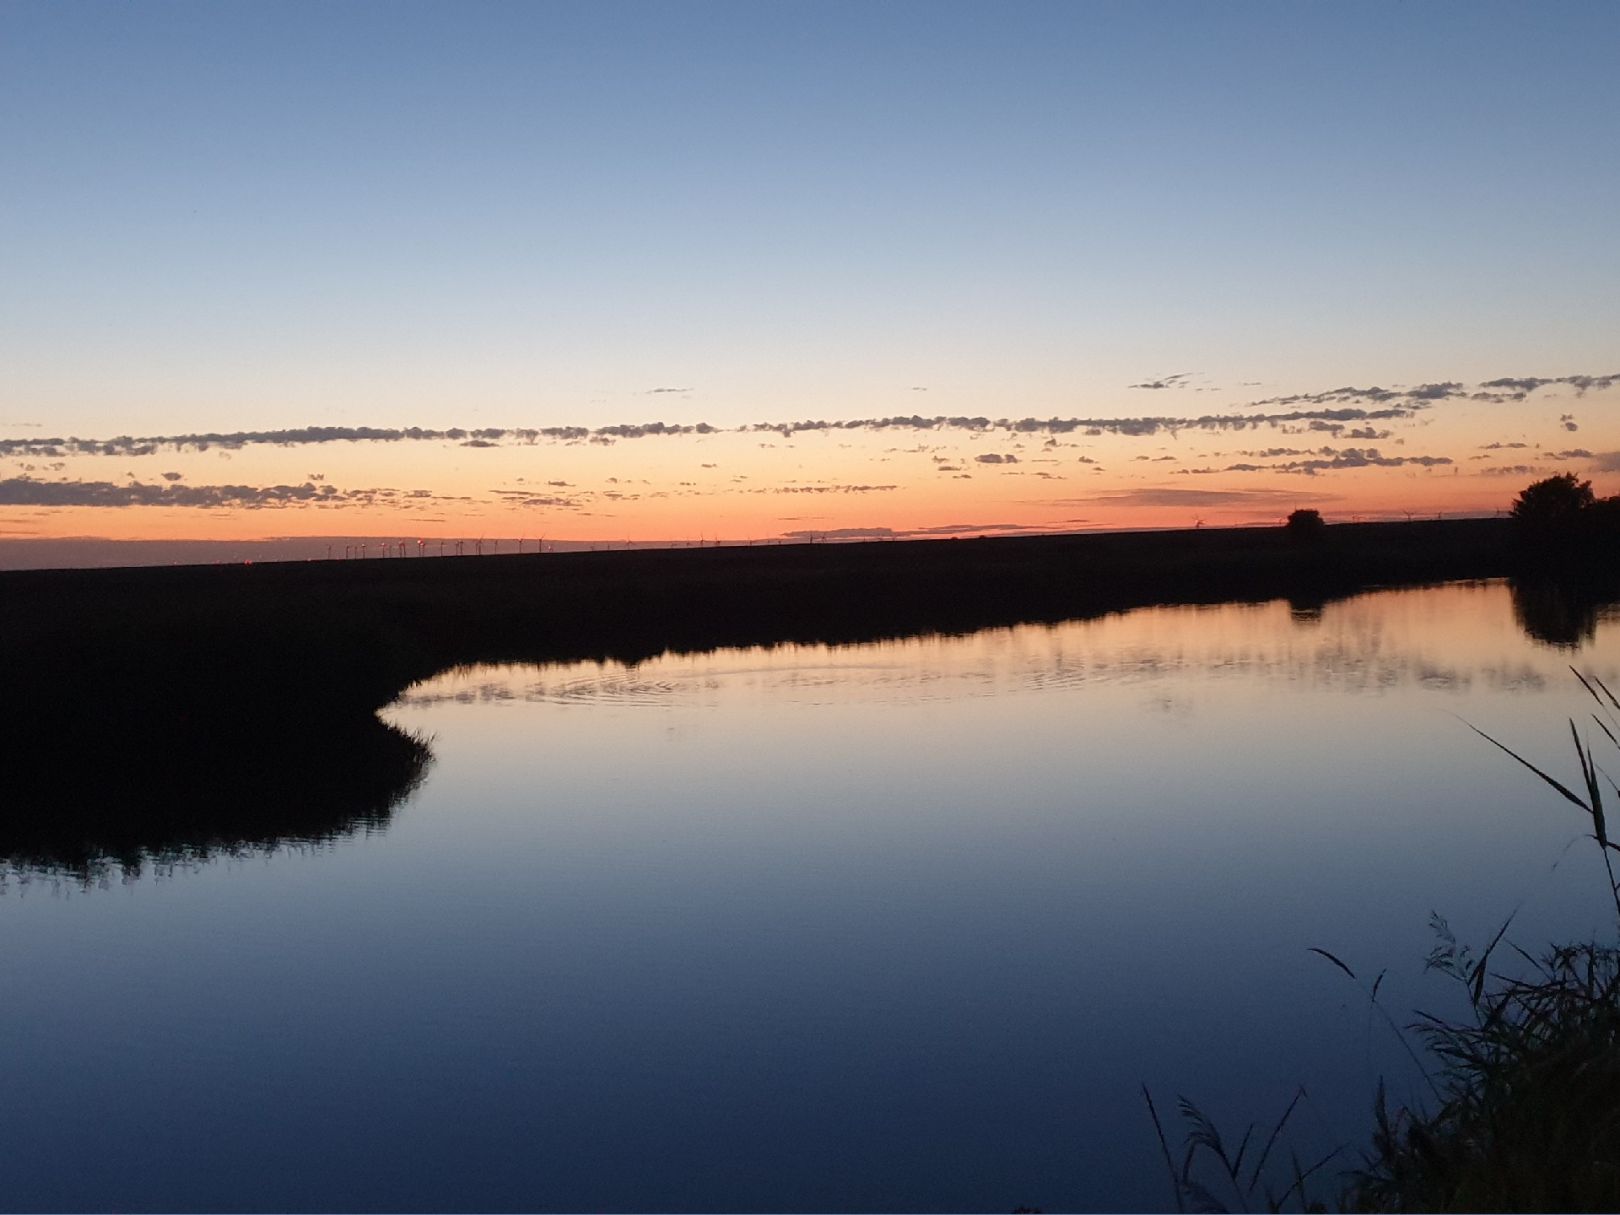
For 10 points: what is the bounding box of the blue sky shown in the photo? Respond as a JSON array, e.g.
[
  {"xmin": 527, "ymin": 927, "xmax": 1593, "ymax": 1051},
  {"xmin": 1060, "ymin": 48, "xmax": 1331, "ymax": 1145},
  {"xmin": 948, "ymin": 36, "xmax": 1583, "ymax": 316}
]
[{"xmin": 2, "ymin": 1, "xmax": 1617, "ymax": 551}]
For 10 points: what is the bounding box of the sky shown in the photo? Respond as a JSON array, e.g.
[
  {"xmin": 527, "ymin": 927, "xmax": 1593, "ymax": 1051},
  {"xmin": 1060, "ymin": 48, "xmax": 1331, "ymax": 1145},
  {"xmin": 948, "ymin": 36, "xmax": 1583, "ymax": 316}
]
[{"xmin": 2, "ymin": 0, "xmax": 1617, "ymax": 564}]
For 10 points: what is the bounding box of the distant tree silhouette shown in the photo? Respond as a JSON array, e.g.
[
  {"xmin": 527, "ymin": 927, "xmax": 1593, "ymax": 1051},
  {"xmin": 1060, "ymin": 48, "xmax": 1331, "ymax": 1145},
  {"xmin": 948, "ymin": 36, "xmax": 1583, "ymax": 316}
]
[
  {"xmin": 1511, "ymin": 473, "xmax": 1595, "ymax": 531},
  {"xmin": 1285, "ymin": 508, "xmax": 1326, "ymax": 540}
]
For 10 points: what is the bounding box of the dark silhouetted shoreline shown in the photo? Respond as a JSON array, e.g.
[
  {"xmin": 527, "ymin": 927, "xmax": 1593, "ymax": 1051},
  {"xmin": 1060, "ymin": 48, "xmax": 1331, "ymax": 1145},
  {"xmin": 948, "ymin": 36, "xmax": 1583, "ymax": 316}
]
[{"xmin": 2, "ymin": 518, "xmax": 1602, "ymax": 874}]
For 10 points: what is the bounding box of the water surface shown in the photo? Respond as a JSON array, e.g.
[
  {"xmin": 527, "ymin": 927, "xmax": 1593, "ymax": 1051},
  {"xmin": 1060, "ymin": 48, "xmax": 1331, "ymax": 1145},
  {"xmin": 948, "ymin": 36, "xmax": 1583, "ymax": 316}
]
[{"xmin": 3, "ymin": 581, "xmax": 1617, "ymax": 1211}]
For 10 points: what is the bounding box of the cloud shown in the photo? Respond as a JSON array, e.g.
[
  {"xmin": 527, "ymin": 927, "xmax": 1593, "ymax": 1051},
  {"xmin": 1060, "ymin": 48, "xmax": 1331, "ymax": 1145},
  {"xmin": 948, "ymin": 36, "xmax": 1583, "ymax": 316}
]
[
  {"xmin": 1480, "ymin": 441, "xmax": 1529, "ymax": 450},
  {"xmin": 778, "ymin": 527, "xmax": 898, "ymax": 541},
  {"xmin": 1544, "ymin": 449, "xmax": 1593, "ymax": 460},
  {"xmin": 908, "ymin": 522, "xmax": 1044, "ymax": 535},
  {"xmin": 1058, "ymin": 488, "xmax": 1330, "ymax": 509},
  {"xmin": 497, "ymin": 496, "xmax": 579, "ymax": 508},
  {"xmin": 1478, "ymin": 373, "xmax": 1620, "ymax": 397},
  {"xmin": 1221, "ymin": 447, "xmax": 1454, "ymax": 476},
  {"xmin": 1246, "ymin": 383, "xmax": 1465, "ymax": 409},
  {"xmin": 1592, "ymin": 452, "xmax": 1620, "ymax": 472},
  {"xmin": 591, "ymin": 421, "xmax": 718, "ymax": 440},
  {"xmin": 974, "ymin": 453, "xmax": 1019, "ymax": 464},
  {"xmin": 1129, "ymin": 372, "xmax": 1195, "ymax": 390},
  {"xmin": 1561, "ymin": 413, "xmax": 1579, "ymax": 432},
  {"xmin": 1479, "ymin": 464, "xmax": 1539, "ymax": 477},
  {"xmin": 1406, "ymin": 382, "xmax": 1466, "ymax": 400},
  {"xmin": 0, "ymin": 474, "xmax": 493, "ymax": 510},
  {"xmin": 745, "ymin": 406, "xmax": 1420, "ymax": 440},
  {"xmin": 775, "ymin": 521, "xmax": 1046, "ymax": 542},
  {"xmin": 646, "ymin": 386, "xmax": 691, "ymax": 394},
  {"xmin": 0, "ymin": 477, "xmax": 365, "ymax": 509},
  {"xmin": 489, "ymin": 489, "xmax": 582, "ymax": 509},
  {"xmin": 0, "ymin": 422, "xmax": 718, "ymax": 460},
  {"xmin": 749, "ymin": 484, "xmax": 899, "ymax": 495}
]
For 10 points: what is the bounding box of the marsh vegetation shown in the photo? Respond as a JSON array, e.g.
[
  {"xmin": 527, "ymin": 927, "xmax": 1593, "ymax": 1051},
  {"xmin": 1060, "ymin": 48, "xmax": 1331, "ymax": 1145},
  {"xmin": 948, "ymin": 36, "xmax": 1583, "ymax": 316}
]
[{"xmin": 1152, "ymin": 671, "xmax": 1620, "ymax": 1212}]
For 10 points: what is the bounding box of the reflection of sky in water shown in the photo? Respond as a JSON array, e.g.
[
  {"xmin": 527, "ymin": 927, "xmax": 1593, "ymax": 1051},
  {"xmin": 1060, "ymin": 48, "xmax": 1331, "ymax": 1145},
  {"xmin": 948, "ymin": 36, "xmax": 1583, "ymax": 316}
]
[
  {"xmin": 3, "ymin": 582, "xmax": 1618, "ymax": 1212},
  {"xmin": 400, "ymin": 582, "xmax": 1599, "ymax": 715}
]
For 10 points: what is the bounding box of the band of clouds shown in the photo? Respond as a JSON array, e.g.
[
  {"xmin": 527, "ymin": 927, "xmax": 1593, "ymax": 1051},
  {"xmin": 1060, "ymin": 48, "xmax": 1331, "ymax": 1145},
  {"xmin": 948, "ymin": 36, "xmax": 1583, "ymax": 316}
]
[
  {"xmin": 5, "ymin": 374, "xmax": 1613, "ymax": 463},
  {"xmin": 0, "ymin": 476, "xmax": 900, "ymax": 510},
  {"xmin": 0, "ymin": 406, "xmax": 1423, "ymax": 460}
]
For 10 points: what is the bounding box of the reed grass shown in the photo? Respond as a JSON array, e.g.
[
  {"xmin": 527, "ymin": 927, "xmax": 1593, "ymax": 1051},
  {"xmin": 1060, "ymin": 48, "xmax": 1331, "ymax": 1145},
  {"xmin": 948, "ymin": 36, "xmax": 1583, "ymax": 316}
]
[{"xmin": 1147, "ymin": 670, "xmax": 1620, "ymax": 1212}]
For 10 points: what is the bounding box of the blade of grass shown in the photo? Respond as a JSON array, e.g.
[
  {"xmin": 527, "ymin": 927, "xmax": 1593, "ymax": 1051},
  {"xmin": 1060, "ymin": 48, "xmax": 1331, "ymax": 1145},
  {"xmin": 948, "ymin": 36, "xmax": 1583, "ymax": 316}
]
[
  {"xmin": 1467, "ymin": 722, "xmax": 1592, "ymax": 813},
  {"xmin": 1573, "ymin": 666, "xmax": 1620, "ymax": 713},
  {"xmin": 1245, "ymin": 1086, "xmax": 1306, "ymax": 1192},
  {"xmin": 1308, "ymin": 947, "xmax": 1357, "ymax": 981},
  {"xmin": 1464, "ymin": 898, "xmax": 1527, "ymax": 1007},
  {"xmin": 1141, "ymin": 1086, "xmax": 1186, "ymax": 1215}
]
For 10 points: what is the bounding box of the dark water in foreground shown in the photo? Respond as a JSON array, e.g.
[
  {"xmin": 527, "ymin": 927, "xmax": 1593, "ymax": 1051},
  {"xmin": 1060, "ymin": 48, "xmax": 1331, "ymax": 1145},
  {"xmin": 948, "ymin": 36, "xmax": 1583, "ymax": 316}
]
[{"xmin": 4, "ymin": 581, "xmax": 1618, "ymax": 1211}]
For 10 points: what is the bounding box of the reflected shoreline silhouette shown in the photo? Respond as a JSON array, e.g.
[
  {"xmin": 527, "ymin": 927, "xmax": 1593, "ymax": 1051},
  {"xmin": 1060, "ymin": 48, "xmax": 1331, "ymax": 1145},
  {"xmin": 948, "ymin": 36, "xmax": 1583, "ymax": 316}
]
[
  {"xmin": 2, "ymin": 518, "xmax": 1610, "ymax": 879},
  {"xmin": 1510, "ymin": 575, "xmax": 1620, "ymax": 649}
]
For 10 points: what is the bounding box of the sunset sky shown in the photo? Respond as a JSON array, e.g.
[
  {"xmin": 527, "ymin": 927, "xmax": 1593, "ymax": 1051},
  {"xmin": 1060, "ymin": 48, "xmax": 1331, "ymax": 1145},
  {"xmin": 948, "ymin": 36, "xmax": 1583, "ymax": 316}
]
[{"xmin": 3, "ymin": 1, "xmax": 1617, "ymax": 563}]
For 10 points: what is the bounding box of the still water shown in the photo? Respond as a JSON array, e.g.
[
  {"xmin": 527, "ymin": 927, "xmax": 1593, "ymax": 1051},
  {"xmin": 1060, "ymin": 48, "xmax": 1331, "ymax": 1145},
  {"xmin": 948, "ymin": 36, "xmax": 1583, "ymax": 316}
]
[{"xmin": 4, "ymin": 581, "xmax": 1618, "ymax": 1211}]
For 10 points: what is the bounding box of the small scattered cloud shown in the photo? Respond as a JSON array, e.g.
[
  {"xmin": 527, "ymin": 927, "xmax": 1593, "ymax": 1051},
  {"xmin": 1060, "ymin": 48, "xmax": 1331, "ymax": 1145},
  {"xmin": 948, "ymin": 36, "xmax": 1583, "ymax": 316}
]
[
  {"xmin": 1477, "ymin": 373, "xmax": 1619, "ymax": 398},
  {"xmin": 974, "ymin": 453, "xmax": 1019, "ymax": 464},
  {"xmin": 1130, "ymin": 372, "xmax": 1195, "ymax": 390},
  {"xmin": 1246, "ymin": 383, "xmax": 1467, "ymax": 409},
  {"xmin": 1055, "ymin": 487, "xmax": 1331, "ymax": 509}
]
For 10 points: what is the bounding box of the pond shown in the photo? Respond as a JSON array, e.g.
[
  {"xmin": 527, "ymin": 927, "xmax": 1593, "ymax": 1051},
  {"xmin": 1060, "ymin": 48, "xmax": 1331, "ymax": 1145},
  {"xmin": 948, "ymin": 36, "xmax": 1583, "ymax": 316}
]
[{"xmin": 3, "ymin": 580, "xmax": 1618, "ymax": 1211}]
